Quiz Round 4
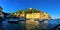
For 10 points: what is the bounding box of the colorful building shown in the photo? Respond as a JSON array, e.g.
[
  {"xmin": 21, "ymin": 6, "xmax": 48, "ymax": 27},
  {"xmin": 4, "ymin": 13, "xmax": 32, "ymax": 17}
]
[
  {"xmin": 11, "ymin": 8, "xmax": 51, "ymax": 19},
  {"xmin": 20, "ymin": 12, "xmax": 50, "ymax": 19}
]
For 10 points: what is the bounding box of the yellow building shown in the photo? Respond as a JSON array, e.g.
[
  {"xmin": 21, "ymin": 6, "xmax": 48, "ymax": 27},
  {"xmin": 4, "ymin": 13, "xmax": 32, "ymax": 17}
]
[
  {"xmin": 11, "ymin": 8, "xmax": 51, "ymax": 19},
  {"xmin": 26, "ymin": 13, "xmax": 40, "ymax": 19},
  {"xmin": 43, "ymin": 12, "xmax": 50, "ymax": 19},
  {"xmin": 20, "ymin": 13, "xmax": 25, "ymax": 18},
  {"xmin": 11, "ymin": 8, "xmax": 51, "ymax": 30},
  {"xmin": 12, "ymin": 12, "xmax": 50, "ymax": 19},
  {"xmin": 19, "ymin": 12, "xmax": 50, "ymax": 19},
  {"xmin": 25, "ymin": 12, "xmax": 50, "ymax": 19}
]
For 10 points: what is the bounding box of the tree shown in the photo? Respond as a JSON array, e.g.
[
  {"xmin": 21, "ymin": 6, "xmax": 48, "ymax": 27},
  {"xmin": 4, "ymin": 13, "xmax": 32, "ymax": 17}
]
[{"xmin": 12, "ymin": 8, "xmax": 41, "ymax": 14}]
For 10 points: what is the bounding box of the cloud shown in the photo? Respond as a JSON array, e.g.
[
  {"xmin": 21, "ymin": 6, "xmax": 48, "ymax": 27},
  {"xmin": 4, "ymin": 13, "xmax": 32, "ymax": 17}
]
[{"xmin": 52, "ymin": 16, "xmax": 60, "ymax": 19}]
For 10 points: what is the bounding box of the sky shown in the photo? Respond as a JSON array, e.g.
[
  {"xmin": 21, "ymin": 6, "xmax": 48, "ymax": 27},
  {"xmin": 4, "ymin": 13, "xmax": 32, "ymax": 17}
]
[{"xmin": 0, "ymin": 0, "xmax": 60, "ymax": 18}]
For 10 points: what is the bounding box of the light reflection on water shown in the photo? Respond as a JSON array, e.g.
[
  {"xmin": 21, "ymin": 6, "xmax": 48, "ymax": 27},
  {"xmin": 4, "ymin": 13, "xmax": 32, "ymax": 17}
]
[
  {"xmin": 47, "ymin": 19, "xmax": 60, "ymax": 30},
  {"xmin": 1, "ymin": 18, "xmax": 60, "ymax": 30},
  {"xmin": 1, "ymin": 18, "xmax": 26, "ymax": 30}
]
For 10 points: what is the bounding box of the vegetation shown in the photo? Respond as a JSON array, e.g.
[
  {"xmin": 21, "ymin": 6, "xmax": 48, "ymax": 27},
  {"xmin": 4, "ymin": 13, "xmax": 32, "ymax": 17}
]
[
  {"xmin": 11, "ymin": 8, "xmax": 42, "ymax": 14},
  {"xmin": 10, "ymin": 8, "xmax": 51, "ymax": 30}
]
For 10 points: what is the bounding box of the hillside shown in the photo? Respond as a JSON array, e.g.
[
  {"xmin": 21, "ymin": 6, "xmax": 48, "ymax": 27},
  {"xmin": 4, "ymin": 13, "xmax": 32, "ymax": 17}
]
[
  {"xmin": 11, "ymin": 8, "xmax": 51, "ymax": 19},
  {"xmin": 10, "ymin": 8, "xmax": 51, "ymax": 30}
]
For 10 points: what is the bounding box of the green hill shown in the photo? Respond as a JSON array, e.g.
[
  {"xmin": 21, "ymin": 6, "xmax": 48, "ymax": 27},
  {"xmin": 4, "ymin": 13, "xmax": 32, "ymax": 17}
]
[{"xmin": 12, "ymin": 8, "xmax": 42, "ymax": 14}]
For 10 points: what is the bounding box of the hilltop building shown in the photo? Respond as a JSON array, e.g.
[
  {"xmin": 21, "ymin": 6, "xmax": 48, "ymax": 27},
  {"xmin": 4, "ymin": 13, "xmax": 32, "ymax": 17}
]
[
  {"xmin": 11, "ymin": 8, "xmax": 51, "ymax": 30},
  {"xmin": 11, "ymin": 8, "xmax": 51, "ymax": 20}
]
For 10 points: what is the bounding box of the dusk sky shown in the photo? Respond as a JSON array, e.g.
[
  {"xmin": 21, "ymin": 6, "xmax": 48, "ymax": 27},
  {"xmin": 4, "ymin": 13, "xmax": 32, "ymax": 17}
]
[{"xmin": 0, "ymin": 0, "xmax": 60, "ymax": 18}]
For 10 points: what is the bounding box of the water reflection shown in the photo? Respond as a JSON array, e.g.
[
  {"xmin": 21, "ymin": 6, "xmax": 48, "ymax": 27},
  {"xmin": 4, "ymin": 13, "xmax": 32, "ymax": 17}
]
[
  {"xmin": 1, "ymin": 17, "xmax": 26, "ymax": 30},
  {"xmin": 47, "ymin": 19, "xmax": 60, "ymax": 30},
  {"xmin": 1, "ymin": 16, "xmax": 60, "ymax": 30}
]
